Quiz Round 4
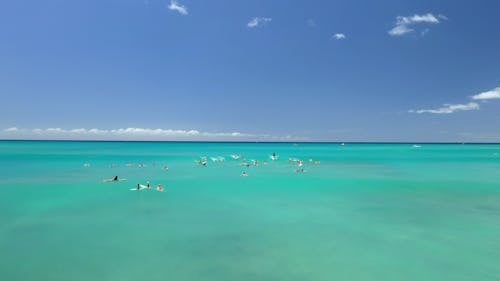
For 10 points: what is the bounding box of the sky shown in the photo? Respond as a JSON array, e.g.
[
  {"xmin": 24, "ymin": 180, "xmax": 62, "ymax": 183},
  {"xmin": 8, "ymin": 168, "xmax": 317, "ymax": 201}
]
[{"xmin": 0, "ymin": 0, "xmax": 499, "ymax": 142}]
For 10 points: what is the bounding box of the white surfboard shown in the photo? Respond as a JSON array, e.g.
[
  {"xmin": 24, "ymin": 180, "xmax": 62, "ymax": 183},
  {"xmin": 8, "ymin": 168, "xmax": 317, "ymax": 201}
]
[
  {"xmin": 103, "ymin": 178, "xmax": 127, "ymax": 183},
  {"xmin": 130, "ymin": 184, "xmax": 150, "ymax": 191}
]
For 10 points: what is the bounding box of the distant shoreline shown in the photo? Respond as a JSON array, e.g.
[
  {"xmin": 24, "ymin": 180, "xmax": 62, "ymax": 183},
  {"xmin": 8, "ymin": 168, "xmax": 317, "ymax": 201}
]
[{"xmin": 1, "ymin": 139, "xmax": 499, "ymax": 144}]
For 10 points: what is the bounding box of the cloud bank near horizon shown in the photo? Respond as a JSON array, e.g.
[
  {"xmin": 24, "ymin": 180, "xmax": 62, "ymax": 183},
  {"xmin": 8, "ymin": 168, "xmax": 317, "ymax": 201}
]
[
  {"xmin": 0, "ymin": 127, "xmax": 305, "ymax": 141},
  {"xmin": 409, "ymin": 102, "xmax": 479, "ymax": 114},
  {"xmin": 410, "ymin": 86, "xmax": 500, "ymax": 114}
]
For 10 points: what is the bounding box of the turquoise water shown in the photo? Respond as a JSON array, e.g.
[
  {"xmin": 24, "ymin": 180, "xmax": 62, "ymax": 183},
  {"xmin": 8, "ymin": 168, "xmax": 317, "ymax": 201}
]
[{"xmin": 1, "ymin": 141, "xmax": 500, "ymax": 281}]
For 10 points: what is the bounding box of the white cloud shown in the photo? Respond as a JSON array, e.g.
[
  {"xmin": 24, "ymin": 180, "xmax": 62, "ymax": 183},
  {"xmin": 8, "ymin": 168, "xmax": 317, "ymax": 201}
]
[
  {"xmin": 247, "ymin": 17, "xmax": 272, "ymax": 28},
  {"xmin": 307, "ymin": 19, "xmax": 316, "ymax": 28},
  {"xmin": 410, "ymin": 86, "xmax": 500, "ymax": 115},
  {"xmin": 4, "ymin": 127, "xmax": 18, "ymax": 132},
  {"xmin": 168, "ymin": 0, "xmax": 188, "ymax": 15},
  {"xmin": 1, "ymin": 127, "xmax": 306, "ymax": 141},
  {"xmin": 471, "ymin": 87, "xmax": 500, "ymax": 100},
  {"xmin": 333, "ymin": 33, "xmax": 346, "ymax": 40},
  {"xmin": 409, "ymin": 102, "xmax": 480, "ymax": 114},
  {"xmin": 438, "ymin": 14, "xmax": 448, "ymax": 20},
  {"xmin": 388, "ymin": 13, "xmax": 443, "ymax": 36},
  {"xmin": 389, "ymin": 24, "xmax": 413, "ymax": 36}
]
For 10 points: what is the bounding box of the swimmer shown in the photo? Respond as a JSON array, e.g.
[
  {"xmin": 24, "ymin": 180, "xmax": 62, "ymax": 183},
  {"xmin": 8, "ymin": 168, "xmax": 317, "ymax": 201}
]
[
  {"xmin": 163, "ymin": 165, "xmax": 169, "ymax": 171},
  {"xmin": 156, "ymin": 184, "xmax": 164, "ymax": 192},
  {"xmin": 241, "ymin": 171, "xmax": 248, "ymax": 177}
]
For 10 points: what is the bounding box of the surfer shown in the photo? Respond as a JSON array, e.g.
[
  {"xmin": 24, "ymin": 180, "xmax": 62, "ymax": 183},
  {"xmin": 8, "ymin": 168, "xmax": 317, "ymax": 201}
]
[
  {"xmin": 103, "ymin": 176, "xmax": 119, "ymax": 182},
  {"xmin": 270, "ymin": 152, "xmax": 278, "ymax": 160},
  {"xmin": 136, "ymin": 184, "xmax": 140, "ymax": 190},
  {"xmin": 196, "ymin": 157, "xmax": 207, "ymax": 166}
]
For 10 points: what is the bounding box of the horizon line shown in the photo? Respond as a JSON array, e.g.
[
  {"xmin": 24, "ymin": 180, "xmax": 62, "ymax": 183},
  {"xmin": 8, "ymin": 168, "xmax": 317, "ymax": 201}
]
[{"xmin": 1, "ymin": 139, "xmax": 498, "ymax": 144}]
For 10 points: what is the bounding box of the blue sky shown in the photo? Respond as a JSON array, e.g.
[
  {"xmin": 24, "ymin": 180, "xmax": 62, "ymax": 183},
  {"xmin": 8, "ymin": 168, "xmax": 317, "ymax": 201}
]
[{"xmin": 1, "ymin": 0, "xmax": 499, "ymax": 141}]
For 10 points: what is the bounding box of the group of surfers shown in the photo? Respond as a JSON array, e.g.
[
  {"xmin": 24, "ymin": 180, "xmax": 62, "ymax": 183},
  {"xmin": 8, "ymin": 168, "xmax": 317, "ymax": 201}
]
[
  {"xmin": 104, "ymin": 176, "xmax": 164, "ymax": 192},
  {"xmin": 135, "ymin": 181, "xmax": 164, "ymax": 192},
  {"xmin": 102, "ymin": 152, "xmax": 314, "ymax": 188}
]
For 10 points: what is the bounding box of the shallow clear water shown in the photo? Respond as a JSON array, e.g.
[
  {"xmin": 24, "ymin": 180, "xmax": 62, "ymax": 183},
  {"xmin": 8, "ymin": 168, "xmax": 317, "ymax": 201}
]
[{"xmin": 1, "ymin": 141, "xmax": 499, "ymax": 281}]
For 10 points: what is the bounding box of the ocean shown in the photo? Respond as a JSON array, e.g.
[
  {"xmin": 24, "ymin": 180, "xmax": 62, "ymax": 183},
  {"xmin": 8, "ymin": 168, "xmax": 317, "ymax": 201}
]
[{"xmin": 1, "ymin": 141, "xmax": 499, "ymax": 281}]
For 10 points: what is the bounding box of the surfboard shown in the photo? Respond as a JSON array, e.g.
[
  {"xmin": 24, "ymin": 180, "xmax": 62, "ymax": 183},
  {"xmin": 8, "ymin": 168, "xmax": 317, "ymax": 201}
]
[{"xmin": 103, "ymin": 178, "xmax": 127, "ymax": 183}]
